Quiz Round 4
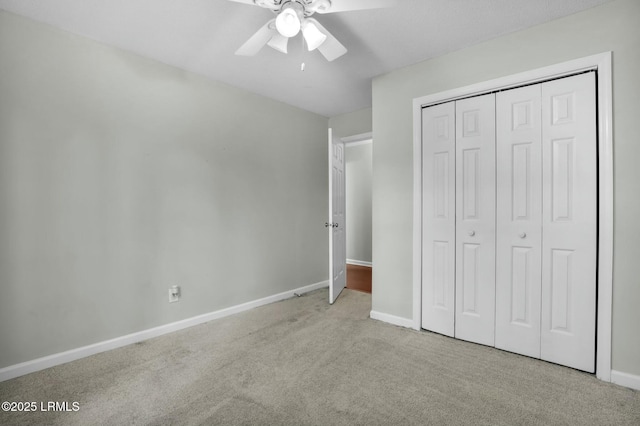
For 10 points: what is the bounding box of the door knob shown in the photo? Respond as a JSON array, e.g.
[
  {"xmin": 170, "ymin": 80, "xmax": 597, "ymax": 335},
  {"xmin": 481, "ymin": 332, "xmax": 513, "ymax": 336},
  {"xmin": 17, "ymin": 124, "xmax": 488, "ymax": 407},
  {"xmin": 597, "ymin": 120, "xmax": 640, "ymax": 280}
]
[
  {"xmin": 468, "ymin": 230, "xmax": 475, "ymax": 237},
  {"xmin": 333, "ymin": 223, "xmax": 339, "ymax": 228},
  {"xmin": 325, "ymin": 222, "xmax": 330, "ymax": 228},
  {"xmin": 519, "ymin": 232, "xmax": 527, "ymax": 239}
]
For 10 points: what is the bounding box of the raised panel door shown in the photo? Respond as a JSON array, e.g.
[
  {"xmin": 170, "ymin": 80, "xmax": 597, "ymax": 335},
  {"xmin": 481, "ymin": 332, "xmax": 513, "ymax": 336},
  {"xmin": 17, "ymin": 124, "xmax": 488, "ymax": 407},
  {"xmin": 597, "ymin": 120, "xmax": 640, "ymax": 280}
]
[
  {"xmin": 421, "ymin": 102, "xmax": 456, "ymax": 336},
  {"xmin": 495, "ymin": 84, "xmax": 543, "ymax": 358},
  {"xmin": 454, "ymin": 94, "xmax": 496, "ymax": 346},
  {"xmin": 328, "ymin": 129, "xmax": 346, "ymax": 304},
  {"xmin": 541, "ymin": 73, "xmax": 597, "ymax": 372}
]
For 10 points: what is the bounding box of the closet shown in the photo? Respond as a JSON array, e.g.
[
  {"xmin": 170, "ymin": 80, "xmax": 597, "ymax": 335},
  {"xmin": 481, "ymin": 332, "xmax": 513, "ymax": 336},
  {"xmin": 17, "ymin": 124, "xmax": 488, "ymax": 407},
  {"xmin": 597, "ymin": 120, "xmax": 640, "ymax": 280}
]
[{"xmin": 421, "ymin": 72, "xmax": 597, "ymax": 373}]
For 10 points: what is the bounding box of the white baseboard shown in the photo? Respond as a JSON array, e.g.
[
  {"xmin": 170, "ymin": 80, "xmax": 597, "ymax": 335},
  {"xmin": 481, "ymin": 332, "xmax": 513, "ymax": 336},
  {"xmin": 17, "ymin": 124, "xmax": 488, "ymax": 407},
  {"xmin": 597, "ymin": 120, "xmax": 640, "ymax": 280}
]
[
  {"xmin": 611, "ymin": 370, "xmax": 640, "ymax": 391},
  {"xmin": 346, "ymin": 259, "xmax": 372, "ymax": 267},
  {"xmin": 0, "ymin": 280, "xmax": 329, "ymax": 383},
  {"xmin": 370, "ymin": 310, "xmax": 414, "ymax": 329}
]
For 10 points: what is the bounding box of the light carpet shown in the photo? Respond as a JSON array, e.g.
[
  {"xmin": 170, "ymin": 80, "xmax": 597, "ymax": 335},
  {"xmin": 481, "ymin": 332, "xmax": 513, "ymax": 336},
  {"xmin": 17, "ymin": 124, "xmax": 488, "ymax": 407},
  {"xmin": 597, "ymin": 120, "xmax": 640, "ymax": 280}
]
[{"xmin": 0, "ymin": 288, "xmax": 638, "ymax": 425}]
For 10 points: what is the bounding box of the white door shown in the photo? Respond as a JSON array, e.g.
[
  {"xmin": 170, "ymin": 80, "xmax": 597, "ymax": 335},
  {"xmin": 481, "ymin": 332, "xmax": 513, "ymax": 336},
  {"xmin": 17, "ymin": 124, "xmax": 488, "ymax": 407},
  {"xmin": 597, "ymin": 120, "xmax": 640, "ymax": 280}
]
[
  {"xmin": 421, "ymin": 101, "xmax": 456, "ymax": 336},
  {"xmin": 328, "ymin": 128, "xmax": 346, "ymax": 304},
  {"xmin": 420, "ymin": 74, "xmax": 597, "ymax": 371},
  {"xmin": 454, "ymin": 94, "xmax": 496, "ymax": 346},
  {"xmin": 495, "ymin": 84, "xmax": 543, "ymax": 358},
  {"xmin": 540, "ymin": 73, "xmax": 597, "ymax": 372}
]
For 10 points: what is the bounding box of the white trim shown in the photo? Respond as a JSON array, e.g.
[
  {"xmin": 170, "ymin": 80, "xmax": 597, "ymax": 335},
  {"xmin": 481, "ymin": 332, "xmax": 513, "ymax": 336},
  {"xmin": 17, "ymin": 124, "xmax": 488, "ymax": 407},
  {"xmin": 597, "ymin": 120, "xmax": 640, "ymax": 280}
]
[
  {"xmin": 414, "ymin": 54, "xmax": 607, "ymax": 108},
  {"xmin": 412, "ymin": 52, "xmax": 614, "ymax": 380},
  {"xmin": 341, "ymin": 132, "xmax": 373, "ymax": 144},
  {"xmin": 370, "ymin": 310, "xmax": 414, "ymax": 329},
  {"xmin": 0, "ymin": 280, "xmax": 329, "ymax": 383},
  {"xmin": 611, "ymin": 370, "xmax": 640, "ymax": 391},
  {"xmin": 594, "ymin": 52, "xmax": 614, "ymax": 383},
  {"xmin": 346, "ymin": 259, "xmax": 372, "ymax": 267},
  {"xmin": 344, "ymin": 139, "xmax": 372, "ymax": 148}
]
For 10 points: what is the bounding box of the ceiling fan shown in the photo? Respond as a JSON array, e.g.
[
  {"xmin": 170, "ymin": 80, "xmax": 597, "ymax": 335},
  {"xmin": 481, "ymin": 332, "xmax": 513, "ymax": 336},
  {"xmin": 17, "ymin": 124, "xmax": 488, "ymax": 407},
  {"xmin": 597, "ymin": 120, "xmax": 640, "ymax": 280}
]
[{"xmin": 230, "ymin": 0, "xmax": 397, "ymax": 61}]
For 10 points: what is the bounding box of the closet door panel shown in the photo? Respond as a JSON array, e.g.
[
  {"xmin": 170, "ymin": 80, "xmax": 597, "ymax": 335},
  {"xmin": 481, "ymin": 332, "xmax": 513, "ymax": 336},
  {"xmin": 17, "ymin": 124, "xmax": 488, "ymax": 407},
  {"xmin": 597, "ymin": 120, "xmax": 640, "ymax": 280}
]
[
  {"xmin": 541, "ymin": 73, "xmax": 597, "ymax": 373},
  {"xmin": 495, "ymin": 85, "xmax": 543, "ymax": 358},
  {"xmin": 455, "ymin": 94, "xmax": 496, "ymax": 346},
  {"xmin": 421, "ymin": 102, "xmax": 456, "ymax": 336}
]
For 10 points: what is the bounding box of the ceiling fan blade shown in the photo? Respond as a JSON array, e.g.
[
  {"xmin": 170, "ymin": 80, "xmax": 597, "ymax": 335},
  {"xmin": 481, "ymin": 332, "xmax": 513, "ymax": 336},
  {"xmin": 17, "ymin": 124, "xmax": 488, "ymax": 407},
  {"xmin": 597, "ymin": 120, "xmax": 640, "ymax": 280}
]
[
  {"xmin": 227, "ymin": 0, "xmax": 280, "ymax": 10},
  {"xmin": 313, "ymin": 0, "xmax": 397, "ymax": 14},
  {"xmin": 235, "ymin": 20, "xmax": 277, "ymax": 56},
  {"xmin": 307, "ymin": 18, "xmax": 347, "ymax": 62}
]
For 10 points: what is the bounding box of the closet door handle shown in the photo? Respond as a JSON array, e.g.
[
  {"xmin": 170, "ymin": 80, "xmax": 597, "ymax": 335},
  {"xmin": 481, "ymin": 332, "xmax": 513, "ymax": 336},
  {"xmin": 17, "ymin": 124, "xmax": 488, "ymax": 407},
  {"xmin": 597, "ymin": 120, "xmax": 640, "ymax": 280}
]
[
  {"xmin": 468, "ymin": 230, "xmax": 475, "ymax": 237},
  {"xmin": 519, "ymin": 232, "xmax": 527, "ymax": 239}
]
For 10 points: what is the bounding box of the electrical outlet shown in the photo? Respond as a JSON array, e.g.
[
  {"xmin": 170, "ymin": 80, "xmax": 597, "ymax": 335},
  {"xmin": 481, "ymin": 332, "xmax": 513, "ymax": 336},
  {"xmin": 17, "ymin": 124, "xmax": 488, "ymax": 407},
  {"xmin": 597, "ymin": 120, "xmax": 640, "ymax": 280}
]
[{"xmin": 169, "ymin": 285, "xmax": 180, "ymax": 303}]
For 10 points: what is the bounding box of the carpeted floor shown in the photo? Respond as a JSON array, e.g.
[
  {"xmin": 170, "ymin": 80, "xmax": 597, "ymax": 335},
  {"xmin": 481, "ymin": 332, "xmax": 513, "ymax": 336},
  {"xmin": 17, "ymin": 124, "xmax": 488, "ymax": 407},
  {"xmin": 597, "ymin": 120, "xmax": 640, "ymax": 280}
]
[{"xmin": 1, "ymin": 288, "xmax": 638, "ymax": 425}]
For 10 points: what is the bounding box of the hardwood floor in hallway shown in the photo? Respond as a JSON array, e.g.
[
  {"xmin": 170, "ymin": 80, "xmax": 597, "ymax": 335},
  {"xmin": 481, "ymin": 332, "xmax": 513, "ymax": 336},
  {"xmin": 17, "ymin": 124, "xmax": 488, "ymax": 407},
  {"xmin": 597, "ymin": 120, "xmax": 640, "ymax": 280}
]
[{"xmin": 346, "ymin": 264, "xmax": 371, "ymax": 294}]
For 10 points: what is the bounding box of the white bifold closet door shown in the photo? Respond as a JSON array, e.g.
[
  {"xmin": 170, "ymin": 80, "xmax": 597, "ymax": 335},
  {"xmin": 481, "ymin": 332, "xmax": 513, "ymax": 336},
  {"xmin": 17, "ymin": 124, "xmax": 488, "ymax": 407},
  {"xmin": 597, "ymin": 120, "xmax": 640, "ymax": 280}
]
[
  {"xmin": 421, "ymin": 94, "xmax": 496, "ymax": 344},
  {"xmin": 495, "ymin": 72, "xmax": 597, "ymax": 372},
  {"xmin": 495, "ymin": 84, "xmax": 543, "ymax": 359},
  {"xmin": 454, "ymin": 94, "xmax": 496, "ymax": 346},
  {"xmin": 540, "ymin": 73, "xmax": 597, "ymax": 372},
  {"xmin": 421, "ymin": 102, "xmax": 456, "ymax": 337},
  {"xmin": 422, "ymin": 72, "xmax": 597, "ymax": 373}
]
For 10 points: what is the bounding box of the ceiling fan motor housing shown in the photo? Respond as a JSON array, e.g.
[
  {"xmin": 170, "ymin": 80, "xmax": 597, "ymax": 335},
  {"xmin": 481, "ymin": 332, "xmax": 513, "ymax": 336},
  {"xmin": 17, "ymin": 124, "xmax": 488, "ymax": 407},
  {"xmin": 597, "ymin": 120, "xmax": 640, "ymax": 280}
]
[{"xmin": 264, "ymin": 0, "xmax": 332, "ymax": 17}]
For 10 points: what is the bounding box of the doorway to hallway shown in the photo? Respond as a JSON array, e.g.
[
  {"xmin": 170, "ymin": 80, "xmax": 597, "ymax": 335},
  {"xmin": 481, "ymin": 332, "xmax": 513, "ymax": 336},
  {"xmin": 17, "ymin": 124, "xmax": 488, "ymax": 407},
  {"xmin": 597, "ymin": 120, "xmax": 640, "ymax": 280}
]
[{"xmin": 344, "ymin": 134, "xmax": 372, "ymax": 295}]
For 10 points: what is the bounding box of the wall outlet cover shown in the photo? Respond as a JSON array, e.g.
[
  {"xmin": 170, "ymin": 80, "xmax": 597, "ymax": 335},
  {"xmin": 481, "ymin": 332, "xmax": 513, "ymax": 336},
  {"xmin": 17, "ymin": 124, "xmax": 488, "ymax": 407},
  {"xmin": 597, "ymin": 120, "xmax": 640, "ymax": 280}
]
[{"xmin": 169, "ymin": 286, "xmax": 180, "ymax": 303}]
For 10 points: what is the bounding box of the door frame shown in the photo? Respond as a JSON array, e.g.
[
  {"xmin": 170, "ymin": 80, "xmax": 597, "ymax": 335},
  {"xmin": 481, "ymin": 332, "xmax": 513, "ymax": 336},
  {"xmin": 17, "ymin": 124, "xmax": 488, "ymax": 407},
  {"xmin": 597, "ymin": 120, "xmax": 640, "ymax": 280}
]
[
  {"xmin": 411, "ymin": 52, "xmax": 613, "ymax": 382},
  {"xmin": 329, "ymin": 131, "xmax": 373, "ymax": 304}
]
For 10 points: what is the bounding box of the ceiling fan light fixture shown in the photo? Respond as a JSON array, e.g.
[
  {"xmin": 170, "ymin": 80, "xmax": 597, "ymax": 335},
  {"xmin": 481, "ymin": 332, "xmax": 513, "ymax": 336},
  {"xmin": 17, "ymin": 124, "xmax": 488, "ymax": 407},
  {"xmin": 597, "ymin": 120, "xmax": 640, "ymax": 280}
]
[
  {"xmin": 267, "ymin": 33, "xmax": 289, "ymax": 53},
  {"xmin": 301, "ymin": 20, "xmax": 327, "ymax": 51},
  {"xmin": 275, "ymin": 7, "xmax": 301, "ymax": 38}
]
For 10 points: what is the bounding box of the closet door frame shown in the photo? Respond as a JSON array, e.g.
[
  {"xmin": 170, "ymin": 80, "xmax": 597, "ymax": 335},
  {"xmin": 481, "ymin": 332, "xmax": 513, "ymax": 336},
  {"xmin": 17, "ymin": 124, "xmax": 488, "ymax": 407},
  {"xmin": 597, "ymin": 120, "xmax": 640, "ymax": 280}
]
[{"xmin": 412, "ymin": 52, "xmax": 613, "ymax": 382}]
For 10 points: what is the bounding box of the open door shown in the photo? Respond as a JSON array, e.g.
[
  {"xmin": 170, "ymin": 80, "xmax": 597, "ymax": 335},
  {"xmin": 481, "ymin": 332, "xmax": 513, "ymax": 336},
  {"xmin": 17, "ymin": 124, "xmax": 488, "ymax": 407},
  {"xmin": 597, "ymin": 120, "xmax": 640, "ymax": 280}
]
[{"xmin": 328, "ymin": 128, "xmax": 346, "ymax": 304}]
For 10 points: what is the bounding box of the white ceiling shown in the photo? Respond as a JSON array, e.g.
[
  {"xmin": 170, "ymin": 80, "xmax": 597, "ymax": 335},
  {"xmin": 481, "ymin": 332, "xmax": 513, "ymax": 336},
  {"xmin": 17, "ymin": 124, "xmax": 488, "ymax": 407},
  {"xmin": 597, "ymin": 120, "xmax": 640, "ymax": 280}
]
[{"xmin": 0, "ymin": 0, "xmax": 612, "ymax": 117}]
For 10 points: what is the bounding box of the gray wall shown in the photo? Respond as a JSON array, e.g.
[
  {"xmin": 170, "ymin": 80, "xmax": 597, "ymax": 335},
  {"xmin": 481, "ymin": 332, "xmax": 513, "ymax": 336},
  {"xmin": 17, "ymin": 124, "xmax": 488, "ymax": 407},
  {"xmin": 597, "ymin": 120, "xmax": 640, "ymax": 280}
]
[
  {"xmin": 328, "ymin": 107, "xmax": 372, "ymax": 140},
  {"xmin": 345, "ymin": 143, "xmax": 372, "ymax": 264},
  {"xmin": 372, "ymin": 0, "xmax": 640, "ymax": 376},
  {"xmin": 0, "ymin": 11, "xmax": 328, "ymax": 369}
]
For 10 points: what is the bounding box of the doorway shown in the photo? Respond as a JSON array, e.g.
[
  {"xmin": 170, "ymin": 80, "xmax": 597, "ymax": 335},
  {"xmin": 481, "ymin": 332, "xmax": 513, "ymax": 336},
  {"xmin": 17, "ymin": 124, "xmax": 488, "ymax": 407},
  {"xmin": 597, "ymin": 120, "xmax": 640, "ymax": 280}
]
[{"xmin": 344, "ymin": 134, "xmax": 373, "ymax": 294}]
